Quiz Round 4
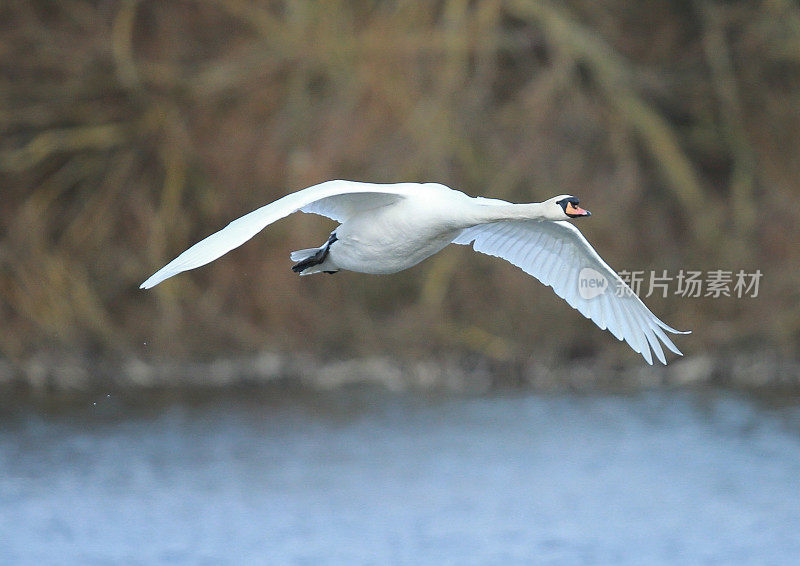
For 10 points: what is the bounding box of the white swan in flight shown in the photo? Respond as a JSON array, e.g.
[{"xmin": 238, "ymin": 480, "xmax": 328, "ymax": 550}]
[{"xmin": 141, "ymin": 180, "xmax": 688, "ymax": 364}]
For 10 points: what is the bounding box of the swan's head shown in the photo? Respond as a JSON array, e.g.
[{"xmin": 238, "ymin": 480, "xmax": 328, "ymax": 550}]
[{"xmin": 550, "ymin": 195, "xmax": 591, "ymax": 220}]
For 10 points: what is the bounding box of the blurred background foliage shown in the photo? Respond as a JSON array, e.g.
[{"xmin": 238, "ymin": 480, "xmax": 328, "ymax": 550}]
[{"xmin": 1, "ymin": 0, "xmax": 799, "ymax": 370}]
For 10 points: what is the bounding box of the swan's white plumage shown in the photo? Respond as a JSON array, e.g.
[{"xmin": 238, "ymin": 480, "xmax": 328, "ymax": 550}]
[
  {"xmin": 453, "ymin": 219, "xmax": 687, "ymax": 364},
  {"xmin": 301, "ymin": 192, "xmax": 404, "ymax": 222},
  {"xmin": 139, "ymin": 180, "xmax": 413, "ymax": 289},
  {"xmin": 141, "ymin": 179, "xmax": 688, "ymax": 364}
]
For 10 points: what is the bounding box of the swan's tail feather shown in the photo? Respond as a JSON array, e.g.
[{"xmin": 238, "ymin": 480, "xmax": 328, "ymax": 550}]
[
  {"xmin": 291, "ymin": 247, "xmax": 326, "ymax": 274},
  {"xmin": 290, "ymin": 248, "xmax": 319, "ymax": 262},
  {"xmin": 290, "ymin": 233, "xmax": 339, "ymax": 275},
  {"xmin": 294, "ymin": 263, "xmax": 339, "ymax": 276}
]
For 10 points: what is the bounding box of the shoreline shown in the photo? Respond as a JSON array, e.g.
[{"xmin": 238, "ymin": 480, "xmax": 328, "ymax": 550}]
[{"xmin": 2, "ymin": 350, "xmax": 799, "ymax": 397}]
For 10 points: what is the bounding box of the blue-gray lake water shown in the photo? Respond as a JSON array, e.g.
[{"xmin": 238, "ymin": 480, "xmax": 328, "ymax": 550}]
[{"xmin": 1, "ymin": 388, "xmax": 799, "ymax": 565}]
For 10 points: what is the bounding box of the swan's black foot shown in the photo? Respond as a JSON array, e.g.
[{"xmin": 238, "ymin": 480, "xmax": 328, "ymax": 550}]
[{"xmin": 291, "ymin": 232, "xmax": 338, "ymax": 273}]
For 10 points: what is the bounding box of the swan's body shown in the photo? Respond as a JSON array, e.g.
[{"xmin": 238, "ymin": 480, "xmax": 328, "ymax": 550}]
[
  {"xmin": 141, "ymin": 180, "xmax": 688, "ymax": 364},
  {"xmin": 314, "ymin": 189, "xmax": 461, "ymax": 273}
]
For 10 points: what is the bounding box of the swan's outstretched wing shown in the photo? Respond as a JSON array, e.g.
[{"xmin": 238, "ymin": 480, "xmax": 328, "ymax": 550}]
[
  {"xmin": 453, "ymin": 220, "xmax": 689, "ymax": 364},
  {"xmin": 140, "ymin": 180, "xmax": 411, "ymax": 289}
]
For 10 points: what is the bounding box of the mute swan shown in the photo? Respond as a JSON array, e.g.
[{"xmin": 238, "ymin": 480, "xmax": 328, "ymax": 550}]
[{"xmin": 141, "ymin": 180, "xmax": 688, "ymax": 364}]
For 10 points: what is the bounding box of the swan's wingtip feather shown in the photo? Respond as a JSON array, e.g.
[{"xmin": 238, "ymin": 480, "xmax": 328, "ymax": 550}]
[
  {"xmin": 140, "ymin": 272, "xmax": 167, "ymax": 289},
  {"xmin": 654, "ymin": 345, "xmax": 667, "ymax": 365},
  {"xmin": 665, "ymin": 325, "xmax": 692, "ymax": 335},
  {"xmin": 656, "ymin": 318, "xmax": 692, "ymax": 335}
]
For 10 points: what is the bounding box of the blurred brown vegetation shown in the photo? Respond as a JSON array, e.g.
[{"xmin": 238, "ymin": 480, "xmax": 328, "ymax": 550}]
[{"xmin": 2, "ymin": 0, "xmax": 799, "ymax": 371}]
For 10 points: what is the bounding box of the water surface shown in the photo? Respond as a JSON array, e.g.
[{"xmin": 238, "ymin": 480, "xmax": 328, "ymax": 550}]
[{"xmin": 1, "ymin": 388, "xmax": 799, "ymax": 564}]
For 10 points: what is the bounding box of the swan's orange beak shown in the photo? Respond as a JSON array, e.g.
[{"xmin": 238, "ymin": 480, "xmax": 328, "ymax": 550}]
[{"xmin": 566, "ymin": 202, "xmax": 591, "ymax": 217}]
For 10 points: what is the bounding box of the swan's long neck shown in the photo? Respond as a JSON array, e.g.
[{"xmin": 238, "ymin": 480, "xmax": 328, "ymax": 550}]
[{"xmin": 469, "ymin": 202, "xmax": 551, "ymax": 224}]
